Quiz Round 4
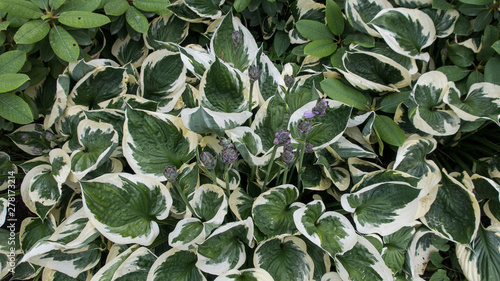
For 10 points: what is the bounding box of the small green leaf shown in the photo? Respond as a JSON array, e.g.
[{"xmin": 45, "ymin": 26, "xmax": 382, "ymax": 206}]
[
  {"xmin": 104, "ymin": 0, "xmax": 129, "ymax": 16},
  {"xmin": 430, "ymin": 269, "xmax": 450, "ymax": 281},
  {"xmin": 49, "ymin": 0, "xmax": 64, "ymax": 9},
  {"xmin": 296, "ymin": 19, "xmax": 335, "ymax": 41},
  {"xmin": 0, "ymin": 0, "xmax": 42, "ymax": 19},
  {"xmin": 326, "ymin": 0, "xmax": 344, "ymax": 36},
  {"xmin": 14, "ymin": 19, "xmax": 49, "ymax": 44},
  {"xmin": 49, "ymin": 26, "xmax": 80, "ymax": 62},
  {"xmin": 0, "ymin": 93, "xmax": 33, "ymax": 124},
  {"xmin": 436, "ymin": 65, "xmax": 469, "ymax": 82},
  {"xmin": 273, "ymin": 30, "xmax": 290, "ymax": 57},
  {"xmin": 492, "ymin": 40, "xmax": 500, "ymax": 55},
  {"xmin": 58, "ymin": 11, "xmax": 111, "ymax": 28},
  {"xmin": 446, "ymin": 41, "xmax": 474, "ymax": 67},
  {"xmin": 304, "ymin": 40, "xmax": 337, "ymax": 57},
  {"xmin": 458, "ymin": 0, "xmax": 493, "ymax": 5},
  {"xmin": 0, "ymin": 50, "xmax": 26, "ymax": 75},
  {"xmin": 126, "ymin": 6, "xmax": 149, "ymax": 33},
  {"xmin": 473, "ymin": 10, "xmax": 492, "ymax": 32},
  {"xmin": 233, "ymin": 0, "xmax": 251, "ymax": 12},
  {"xmin": 484, "ymin": 57, "xmax": 500, "ymax": 85},
  {"xmin": 0, "ymin": 73, "xmax": 30, "ymax": 93},
  {"xmin": 321, "ymin": 78, "xmax": 370, "ymax": 110},
  {"xmin": 133, "ymin": 0, "xmax": 170, "ymax": 13},
  {"xmin": 373, "ymin": 114, "xmax": 405, "ymax": 147}
]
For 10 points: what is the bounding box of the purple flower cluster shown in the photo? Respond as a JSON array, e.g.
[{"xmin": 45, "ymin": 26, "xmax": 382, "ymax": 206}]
[
  {"xmin": 274, "ymin": 129, "xmax": 291, "ymax": 146},
  {"xmin": 248, "ymin": 65, "xmax": 262, "ymax": 82},
  {"xmin": 281, "ymin": 144, "xmax": 295, "ymax": 164},
  {"xmin": 200, "ymin": 151, "xmax": 216, "ymax": 169},
  {"xmin": 163, "ymin": 166, "xmax": 178, "ymax": 181},
  {"xmin": 232, "ymin": 31, "xmax": 242, "ymax": 48},
  {"xmin": 284, "ymin": 75, "xmax": 294, "ymax": 89},
  {"xmin": 304, "ymin": 98, "xmax": 328, "ymax": 119},
  {"xmin": 305, "ymin": 142, "xmax": 314, "ymax": 153},
  {"xmin": 219, "ymin": 138, "xmax": 238, "ymax": 164},
  {"xmin": 297, "ymin": 120, "xmax": 312, "ymax": 136}
]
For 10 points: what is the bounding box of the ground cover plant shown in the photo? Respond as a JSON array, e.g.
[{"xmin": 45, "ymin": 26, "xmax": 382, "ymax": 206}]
[{"xmin": 0, "ymin": 0, "xmax": 500, "ymax": 280}]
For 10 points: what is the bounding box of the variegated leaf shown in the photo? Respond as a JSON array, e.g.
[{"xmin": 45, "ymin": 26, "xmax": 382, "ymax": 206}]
[
  {"xmin": 80, "ymin": 173, "xmax": 172, "ymax": 245},
  {"xmin": 0, "ymin": 198, "xmax": 7, "ymax": 227},
  {"xmin": 329, "ymin": 136, "xmax": 376, "ymax": 159},
  {"xmin": 21, "ymin": 164, "xmax": 60, "ymax": 219},
  {"xmin": 214, "ymin": 268, "xmax": 274, "ymax": 281},
  {"xmin": 381, "ymin": 226, "xmax": 415, "ymax": 274},
  {"xmin": 226, "ymin": 126, "xmax": 269, "ymax": 167},
  {"xmin": 70, "ymin": 120, "xmax": 119, "ymax": 180},
  {"xmin": 252, "ymin": 95, "xmax": 290, "ymax": 153},
  {"xmin": 294, "ymin": 200, "xmax": 357, "ymax": 257},
  {"xmin": 68, "ymin": 59, "xmax": 119, "ymax": 82},
  {"xmin": 68, "ymin": 66, "xmax": 128, "ymax": 109},
  {"xmin": 196, "ymin": 217, "xmax": 254, "ymax": 275},
  {"xmin": 49, "ymin": 149, "xmax": 71, "ymax": 185},
  {"xmin": 44, "ymin": 70, "xmax": 70, "ymax": 130},
  {"xmin": 335, "ymin": 235, "xmax": 393, "ymax": 281},
  {"xmin": 148, "ymin": 248, "xmax": 206, "ymax": 281},
  {"xmin": 347, "ymin": 157, "xmax": 384, "ymax": 185},
  {"xmin": 210, "ymin": 13, "xmax": 259, "ymax": 71},
  {"xmin": 254, "ymin": 235, "xmax": 314, "ymax": 281},
  {"xmin": 123, "ymin": 107, "xmax": 197, "ymax": 180},
  {"xmin": 456, "ymin": 225, "xmax": 500, "ymax": 281},
  {"xmin": 444, "ymin": 82, "xmax": 500, "ymax": 125},
  {"xmin": 90, "ymin": 245, "xmax": 140, "ymax": 281},
  {"xmin": 0, "ymin": 152, "xmax": 17, "ymax": 191},
  {"xmin": 19, "ymin": 216, "xmax": 56, "ymax": 253},
  {"xmin": 229, "ymin": 187, "xmax": 254, "ymax": 221},
  {"xmin": 250, "ymin": 47, "xmax": 286, "ymax": 104},
  {"xmin": 301, "ymin": 235, "xmax": 331, "ymax": 281},
  {"xmin": 338, "ymin": 51, "xmax": 411, "ymax": 92},
  {"xmin": 370, "ymin": 8, "xmax": 436, "ymax": 61},
  {"xmin": 404, "ymin": 227, "xmax": 441, "ymax": 279},
  {"xmin": 321, "ymin": 272, "xmax": 342, "ymax": 281},
  {"xmin": 421, "ymin": 169, "xmax": 480, "ymax": 244},
  {"xmin": 351, "ymin": 42, "xmax": 418, "ymax": 74},
  {"xmin": 190, "ymin": 184, "xmax": 228, "ymax": 231},
  {"xmin": 110, "ymin": 247, "xmax": 156, "ymax": 281},
  {"xmin": 341, "ymin": 170, "xmax": 422, "ymax": 235},
  {"xmin": 345, "ymin": 0, "xmax": 393, "ymax": 37},
  {"xmin": 421, "ymin": 8, "xmax": 459, "ymax": 38},
  {"xmin": 111, "ymin": 35, "xmax": 148, "ymax": 68},
  {"xmin": 8, "ymin": 124, "xmax": 54, "ymax": 156},
  {"xmin": 252, "ymin": 185, "xmax": 302, "ymax": 236},
  {"xmin": 184, "ymin": 0, "xmax": 223, "ymax": 19},
  {"xmin": 168, "ymin": 217, "xmax": 206, "ymax": 250},
  {"xmin": 409, "ymin": 71, "xmax": 460, "ymax": 136},
  {"xmin": 179, "ymin": 44, "xmax": 214, "ymax": 79},
  {"xmin": 145, "ymin": 14, "xmax": 189, "ymax": 50}
]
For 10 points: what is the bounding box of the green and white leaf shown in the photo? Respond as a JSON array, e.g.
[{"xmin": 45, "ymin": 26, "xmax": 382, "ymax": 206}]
[
  {"xmin": 289, "ymin": 99, "xmax": 352, "ymax": 149},
  {"xmin": 444, "ymin": 82, "xmax": 500, "ymax": 125},
  {"xmin": 110, "ymin": 247, "xmax": 156, "ymax": 281},
  {"xmin": 421, "ymin": 8, "xmax": 459, "ymax": 38},
  {"xmin": 148, "ymin": 248, "xmax": 206, "ymax": 281},
  {"xmin": 49, "ymin": 148, "xmax": 71, "ymax": 185},
  {"xmin": 168, "ymin": 217, "xmax": 206, "ymax": 250},
  {"xmin": 409, "ymin": 71, "xmax": 460, "ymax": 136},
  {"xmin": 84, "ymin": 109, "xmax": 125, "ymax": 143},
  {"xmin": 80, "ymin": 173, "xmax": 172, "ymax": 245},
  {"xmin": 341, "ymin": 170, "xmax": 422, "ymax": 235},
  {"xmin": 184, "ymin": 0, "xmax": 223, "ymax": 19},
  {"xmin": 347, "ymin": 157, "xmax": 384, "ymax": 185},
  {"xmin": 0, "ymin": 198, "xmax": 7, "ymax": 227},
  {"xmin": 252, "ymin": 95, "xmax": 290, "ymax": 153},
  {"xmin": 226, "ymin": 126, "xmax": 270, "ymax": 166},
  {"xmin": 210, "ymin": 13, "xmax": 259, "ymax": 71},
  {"xmin": 254, "ymin": 236, "xmax": 314, "ymax": 281},
  {"xmin": 44, "ymin": 71, "xmax": 70, "ymax": 130},
  {"xmin": 405, "ymin": 228, "xmax": 441, "ymax": 279},
  {"xmin": 179, "ymin": 44, "xmax": 214, "ymax": 80},
  {"xmin": 294, "ymin": 200, "xmax": 357, "ymax": 257},
  {"xmin": 22, "ymin": 164, "xmax": 60, "ymax": 219},
  {"xmin": 351, "ymin": 41, "xmax": 418, "ymax": 74},
  {"xmin": 0, "ymin": 152, "xmax": 17, "ymax": 191},
  {"xmin": 19, "ymin": 216, "xmax": 56, "ymax": 253},
  {"xmin": 139, "ymin": 49, "xmax": 186, "ymax": 108},
  {"xmin": 329, "ymin": 136, "xmax": 376, "ymax": 159},
  {"xmin": 229, "ymin": 187, "xmax": 254, "ymax": 221},
  {"xmin": 321, "ymin": 272, "xmax": 342, "ymax": 281},
  {"xmin": 111, "ymin": 36, "xmax": 148, "ymax": 68},
  {"xmin": 345, "ymin": 0, "xmax": 393, "ymax": 37},
  {"xmin": 196, "ymin": 217, "xmax": 254, "ymax": 275},
  {"xmin": 190, "ymin": 184, "xmax": 228, "ymax": 231},
  {"xmin": 123, "ymin": 108, "xmax": 197, "ymax": 180},
  {"xmin": 370, "ymin": 8, "xmax": 436, "ymax": 61},
  {"xmin": 90, "ymin": 245, "xmax": 140, "ymax": 281},
  {"xmin": 250, "ymin": 48, "xmax": 286, "ymax": 104},
  {"xmin": 252, "ymin": 185, "xmax": 302, "ymax": 236},
  {"xmin": 8, "ymin": 123, "xmax": 53, "ymax": 156},
  {"xmin": 214, "ymin": 268, "xmax": 274, "ymax": 281},
  {"xmin": 68, "ymin": 66, "xmax": 128, "ymax": 109},
  {"xmin": 334, "ymin": 235, "xmax": 393, "ymax": 281},
  {"xmin": 145, "ymin": 14, "xmax": 189, "ymax": 50},
  {"xmin": 421, "ymin": 169, "xmax": 480, "ymax": 244},
  {"xmin": 381, "ymin": 226, "xmax": 415, "ymax": 273},
  {"xmin": 68, "ymin": 59, "xmax": 119, "ymax": 82},
  {"xmin": 456, "ymin": 225, "xmax": 500, "ymax": 281},
  {"xmin": 338, "ymin": 51, "xmax": 411, "ymax": 92}
]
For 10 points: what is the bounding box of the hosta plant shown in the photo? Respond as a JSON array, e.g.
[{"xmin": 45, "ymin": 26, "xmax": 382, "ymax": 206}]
[{"xmin": 1, "ymin": 1, "xmax": 500, "ymax": 281}]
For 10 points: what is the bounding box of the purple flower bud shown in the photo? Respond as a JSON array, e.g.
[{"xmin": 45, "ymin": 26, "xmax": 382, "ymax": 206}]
[
  {"xmin": 303, "ymin": 110, "xmax": 316, "ymax": 119},
  {"xmin": 284, "ymin": 75, "xmax": 295, "ymax": 89},
  {"xmin": 200, "ymin": 151, "xmax": 216, "ymax": 169},
  {"xmin": 232, "ymin": 31, "xmax": 242, "ymax": 48},
  {"xmin": 21, "ymin": 133, "xmax": 30, "ymax": 143},
  {"xmin": 248, "ymin": 64, "xmax": 262, "ymax": 82},
  {"xmin": 281, "ymin": 144, "xmax": 295, "ymax": 164},
  {"xmin": 297, "ymin": 120, "xmax": 312, "ymax": 135},
  {"xmin": 219, "ymin": 138, "xmax": 233, "ymax": 149},
  {"xmin": 312, "ymin": 98, "xmax": 328, "ymax": 117},
  {"xmin": 274, "ymin": 129, "xmax": 291, "ymax": 146},
  {"xmin": 221, "ymin": 146, "xmax": 238, "ymax": 164},
  {"xmin": 44, "ymin": 131, "xmax": 54, "ymax": 141},
  {"xmin": 32, "ymin": 147, "xmax": 41, "ymax": 155},
  {"xmin": 305, "ymin": 142, "xmax": 314, "ymax": 153},
  {"xmin": 163, "ymin": 166, "xmax": 178, "ymax": 181}
]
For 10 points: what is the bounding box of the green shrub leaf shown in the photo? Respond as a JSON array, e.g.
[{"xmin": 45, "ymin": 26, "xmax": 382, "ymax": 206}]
[
  {"xmin": 126, "ymin": 6, "xmax": 149, "ymax": 33},
  {"xmin": 58, "ymin": 11, "xmax": 111, "ymax": 28},
  {"xmin": 373, "ymin": 114, "xmax": 406, "ymax": 147},
  {"xmin": 49, "ymin": 26, "xmax": 80, "ymax": 62},
  {"xmin": 0, "ymin": 0, "xmax": 42, "ymax": 19},
  {"xmin": 321, "ymin": 78, "xmax": 370, "ymax": 110},
  {"xmin": 296, "ymin": 19, "xmax": 335, "ymax": 41},
  {"xmin": 13, "ymin": 19, "xmax": 49, "ymax": 44},
  {"xmin": 304, "ymin": 40, "xmax": 337, "ymax": 57},
  {"xmin": 0, "ymin": 92, "xmax": 33, "ymax": 124}
]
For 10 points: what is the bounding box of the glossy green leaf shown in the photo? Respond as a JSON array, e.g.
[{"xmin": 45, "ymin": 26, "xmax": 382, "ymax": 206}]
[
  {"xmin": 252, "ymin": 185, "xmax": 301, "ymax": 236},
  {"xmin": 49, "ymin": 26, "xmax": 79, "ymax": 62},
  {"xmin": 133, "ymin": 0, "xmax": 170, "ymax": 13},
  {"xmin": 254, "ymin": 236, "xmax": 314, "ymax": 281},
  {"xmin": 196, "ymin": 218, "xmax": 254, "ymax": 275},
  {"xmin": 0, "ymin": 50, "xmax": 26, "ymax": 75},
  {"xmin": 0, "ymin": 93, "xmax": 33, "ymax": 124},
  {"xmin": 58, "ymin": 11, "xmax": 110, "ymax": 28},
  {"xmin": 456, "ymin": 225, "xmax": 500, "ymax": 281},
  {"xmin": 148, "ymin": 249, "xmax": 205, "ymax": 281},
  {"xmin": 373, "ymin": 114, "xmax": 406, "ymax": 147},
  {"xmin": 446, "ymin": 41, "xmax": 474, "ymax": 67},
  {"xmin": 123, "ymin": 107, "xmax": 197, "ymax": 180},
  {"xmin": 14, "ymin": 19, "xmax": 49, "ymax": 45},
  {"xmin": 484, "ymin": 57, "xmax": 500, "ymax": 85},
  {"xmin": 304, "ymin": 40, "xmax": 337, "ymax": 57},
  {"xmin": 80, "ymin": 173, "xmax": 172, "ymax": 245},
  {"xmin": 436, "ymin": 65, "xmax": 469, "ymax": 82},
  {"xmin": 492, "ymin": 40, "xmax": 500, "ymax": 55},
  {"xmin": 294, "ymin": 200, "xmax": 357, "ymax": 257},
  {"xmin": 326, "ymin": 0, "xmax": 344, "ymax": 36},
  {"xmin": 126, "ymin": 6, "xmax": 149, "ymax": 33},
  {"xmin": 233, "ymin": 0, "xmax": 251, "ymax": 12},
  {"xmin": 104, "ymin": 0, "xmax": 129, "ymax": 16},
  {"xmin": 370, "ymin": 8, "xmax": 436, "ymax": 61},
  {"xmin": 335, "ymin": 235, "xmax": 393, "ymax": 281},
  {"xmin": 0, "ymin": 0, "xmax": 42, "ymax": 19},
  {"xmin": 49, "ymin": 0, "xmax": 64, "ymax": 9},
  {"xmin": 458, "ymin": 0, "xmax": 492, "ymax": 4},
  {"xmin": 0, "ymin": 73, "xmax": 29, "ymax": 93},
  {"xmin": 57, "ymin": 0, "xmax": 100, "ymax": 11},
  {"xmin": 341, "ymin": 170, "xmax": 422, "ymax": 235},
  {"xmin": 321, "ymin": 78, "xmax": 370, "ymax": 110},
  {"xmin": 296, "ymin": 20, "xmax": 335, "ymax": 41}
]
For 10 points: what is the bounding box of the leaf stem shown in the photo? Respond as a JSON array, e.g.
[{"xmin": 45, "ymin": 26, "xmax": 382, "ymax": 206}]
[
  {"xmin": 147, "ymin": 234, "xmax": 171, "ymax": 250},
  {"xmin": 173, "ymin": 180, "xmax": 197, "ymax": 218},
  {"xmin": 282, "ymin": 165, "xmax": 289, "ymax": 185},
  {"xmin": 297, "ymin": 142, "xmax": 306, "ymax": 192},
  {"xmin": 247, "ymin": 81, "xmax": 255, "ymax": 126},
  {"xmin": 224, "ymin": 163, "xmax": 231, "ymax": 197},
  {"xmin": 262, "ymin": 146, "xmax": 278, "ymax": 192}
]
